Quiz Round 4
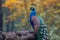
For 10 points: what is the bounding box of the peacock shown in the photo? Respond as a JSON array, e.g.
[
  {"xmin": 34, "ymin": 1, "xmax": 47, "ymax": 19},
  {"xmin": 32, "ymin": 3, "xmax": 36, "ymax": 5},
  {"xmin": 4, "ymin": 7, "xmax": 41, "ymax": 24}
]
[{"xmin": 30, "ymin": 4, "xmax": 49, "ymax": 40}]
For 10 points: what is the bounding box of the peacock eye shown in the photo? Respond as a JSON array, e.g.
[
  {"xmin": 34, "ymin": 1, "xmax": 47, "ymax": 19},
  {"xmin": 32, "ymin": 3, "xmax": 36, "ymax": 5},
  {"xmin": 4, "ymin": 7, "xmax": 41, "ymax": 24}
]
[
  {"xmin": 40, "ymin": 32, "xmax": 43, "ymax": 34},
  {"xmin": 42, "ymin": 38, "xmax": 46, "ymax": 40}
]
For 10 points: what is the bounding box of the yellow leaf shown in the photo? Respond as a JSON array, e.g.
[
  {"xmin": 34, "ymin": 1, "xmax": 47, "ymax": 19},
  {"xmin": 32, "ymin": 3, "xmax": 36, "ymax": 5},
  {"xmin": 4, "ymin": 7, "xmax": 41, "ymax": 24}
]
[
  {"xmin": 43, "ymin": 1, "xmax": 47, "ymax": 5},
  {"xmin": 56, "ymin": 3, "xmax": 60, "ymax": 6},
  {"xmin": 21, "ymin": 18, "xmax": 26, "ymax": 23}
]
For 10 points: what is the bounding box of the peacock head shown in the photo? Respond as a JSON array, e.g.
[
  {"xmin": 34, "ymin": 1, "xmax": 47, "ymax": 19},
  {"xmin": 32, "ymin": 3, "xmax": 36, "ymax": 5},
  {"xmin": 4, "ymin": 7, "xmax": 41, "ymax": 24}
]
[{"xmin": 30, "ymin": 4, "xmax": 36, "ymax": 11}]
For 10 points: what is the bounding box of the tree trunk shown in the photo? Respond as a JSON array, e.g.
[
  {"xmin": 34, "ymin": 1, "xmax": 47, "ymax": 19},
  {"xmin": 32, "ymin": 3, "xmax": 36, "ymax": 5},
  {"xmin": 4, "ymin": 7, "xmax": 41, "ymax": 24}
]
[
  {"xmin": 6, "ymin": 8, "xmax": 11, "ymax": 32},
  {"xmin": 0, "ymin": 0, "xmax": 3, "ymax": 31},
  {"xmin": 11, "ymin": 20, "xmax": 14, "ymax": 32},
  {"xmin": 11, "ymin": 10, "xmax": 15, "ymax": 32}
]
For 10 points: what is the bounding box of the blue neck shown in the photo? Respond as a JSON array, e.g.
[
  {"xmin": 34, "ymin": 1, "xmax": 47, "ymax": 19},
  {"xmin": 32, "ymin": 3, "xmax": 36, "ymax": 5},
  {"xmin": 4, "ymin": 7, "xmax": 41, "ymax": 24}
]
[
  {"xmin": 30, "ymin": 9, "xmax": 36, "ymax": 20},
  {"xmin": 31, "ymin": 9, "xmax": 36, "ymax": 15}
]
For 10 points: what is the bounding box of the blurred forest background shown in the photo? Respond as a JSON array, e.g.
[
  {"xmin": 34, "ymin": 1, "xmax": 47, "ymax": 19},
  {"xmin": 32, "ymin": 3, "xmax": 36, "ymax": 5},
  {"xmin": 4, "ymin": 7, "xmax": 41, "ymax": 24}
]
[{"xmin": 1, "ymin": 0, "xmax": 60, "ymax": 40}]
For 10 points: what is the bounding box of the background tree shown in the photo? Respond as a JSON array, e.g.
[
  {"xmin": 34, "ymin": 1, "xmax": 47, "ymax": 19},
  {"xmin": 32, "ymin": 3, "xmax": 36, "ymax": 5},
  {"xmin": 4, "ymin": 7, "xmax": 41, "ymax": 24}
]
[{"xmin": 0, "ymin": 0, "xmax": 3, "ymax": 31}]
